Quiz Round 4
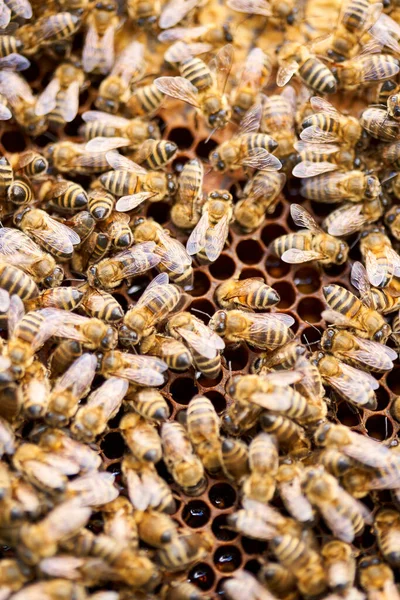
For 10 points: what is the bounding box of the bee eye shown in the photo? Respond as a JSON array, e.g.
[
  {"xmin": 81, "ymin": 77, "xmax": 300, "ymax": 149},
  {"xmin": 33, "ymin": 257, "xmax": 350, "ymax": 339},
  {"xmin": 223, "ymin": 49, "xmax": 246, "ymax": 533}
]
[
  {"xmin": 374, "ymin": 330, "xmax": 383, "ymax": 342},
  {"xmin": 387, "ymin": 214, "xmax": 395, "ymax": 223}
]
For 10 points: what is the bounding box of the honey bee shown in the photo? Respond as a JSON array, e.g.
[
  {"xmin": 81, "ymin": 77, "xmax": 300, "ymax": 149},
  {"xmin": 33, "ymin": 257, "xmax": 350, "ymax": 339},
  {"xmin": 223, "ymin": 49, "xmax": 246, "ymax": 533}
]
[
  {"xmin": 17, "ymin": 12, "xmax": 81, "ymax": 55},
  {"xmin": 140, "ymin": 333, "xmax": 192, "ymax": 372},
  {"xmin": 17, "ymin": 500, "xmax": 91, "ymax": 564},
  {"xmin": 48, "ymin": 340, "xmax": 83, "ymax": 377},
  {"xmin": 87, "ymin": 241, "xmax": 161, "ymax": 290},
  {"xmin": 159, "ymin": 0, "xmax": 203, "ymax": 29},
  {"xmin": 209, "ymin": 309, "xmax": 295, "ymax": 350},
  {"xmin": 0, "ymin": 558, "xmax": 30, "ymax": 596},
  {"xmin": 227, "ymin": 0, "xmax": 296, "ymax": 23},
  {"xmin": 128, "ymin": 0, "xmax": 160, "ymax": 28},
  {"xmin": 261, "ymin": 414, "xmax": 310, "ymax": 455},
  {"xmin": 0, "ymin": 71, "xmax": 47, "ymax": 135},
  {"xmin": 79, "ymin": 284, "xmax": 124, "ymax": 322},
  {"xmin": 166, "ymin": 311, "xmax": 225, "ymax": 379},
  {"xmin": 20, "ymin": 360, "xmax": 50, "ymax": 419},
  {"xmin": 224, "ymin": 570, "xmax": 283, "ymax": 600},
  {"xmin": 209, "ymin": 103, "xmax": 281, "ymax": 172},
  {"xmin": 87, "ymin": 189, "xmax": 115, "ymax": 221},
  {"xmin": 46, "ymin": 353, "xmax": 97, "ymax": 425},
  {"xmin": 38, "ymin": 427, "xmax": 101, "ymax": 472},
  {"xmin": 0, "ymin": 262, "xmax": 39, "ymax": 302},
  {"xmin": 323, "ymin": 193, "xmax": 385, "ymax": 237},
  {"xmin": 47, "ymin": 309, "xmax": 118, "ymax": 354},
  {"xmin": 222, "ymin": 437, "xmax": 252, "ymax": 481},
  {"xmin": 102, "ymin": 496, "xmax": 138, "ymax": 552},
  {"xmin": 39, "ymin": 178, "xmax": 89, "ymax": 213},
  {"xmin": 35, "ymin": 60, "xmax": 87, "ymax": 128},
  {"xmin": 337, "ymin": 54, "xmax": 400, "ymax": 91},
  {"xmin": 11, "ymin": 580, "xmax": 87, "ymax": 600},
  {"xmin": 120, "ymin": 412, "xmax": 163, "ymax": 464},
  {"xmin": 120, "ymin": 274, "xmax": 181, "ymax": 348},
  {"xmin": 72, "ymin": 231, "xmax": 111, "ymax": 273},
  {"xmin": 83, "ymin": 112, "xmax": 160, "ymax": 154},
  {"xmin": 160, "ymin": 23, "xmax": 233, "ymax": 63},
  {"xmin": 99, "ymin": 212, "xmax": 133, "ymax": 250},
  {"xmin": 161, "ymin": 581, "xmax": 210, "ymax": 600},
  {"xmin": 101, "ymin": 151, "xmax": 177, "ymax": 207},
  {"xmin": 71, "ymin": 377, "xmax": 128, "ymax": 441},
  {"xmin": 382, "ymin": 139, "xmax": 400, "ymax": 167},
  {"xmin": 276, "ymin": 460, "xmax": 315, "ymax": 526},
  {"xmin": 186, "ymin": 395, "xmax": 222, "ymax": 474},
  {"xmin": 359, "ymin": 224, "xmax": 400, "ymax": 288},
  {"xmin": 321, "ymin": 540, "xmax": 356, "ymax": 593},
  {"xmin": 95, "ymin": 41, "xmax": 146, "ymax": 113},
  {"xmin": 277, "ymin": 41, "xmax": 337, "ymax": 94},
  {"xmin": 133, "ymin": 139, "xmax": 178, "ymax": 171},
  {"xmin": 322, "ymin": 280, "xmax": 391, "ymax": 341},
  {"xmin": 360, "ymin": 106, "xmax": 400, "ymax": 140},
  {"xmin": 155, "ymin": 43, "xmax": 233, "ymax": 130},
  {"xmin": 45, "ymin": 141, "xmax": 110, "ymax": 175},
  {"xmin": 230, "ymin": 47, "xmax": 271, "ymax": 120},
  {"xmin": 161, "ymin": 421, "xmax": 206, "ymax": 495},
  {"xmin": 234, "ymin": 170, "xmax": 286, "ymax": 232},
  {"xmin": 228, "ymin": 497, "xmax": 294, "ymax": 540},
  {"xmin": 0, "ymin": 155, "xmax": 13, "ymax": 197},
  {"xmin": 82, "ymin": 0, "xmax": 120, "ymax": 75},
  {"xmin": 258, "ymin": 562, "xmax": 297, "ymax": 600},
  {"xmin": 132, "ymin": 218, "xmax": 193, "ymax": 289},
  {"xmin": 9, "ymin": 151, "xmax": 48, "ymax": 180},
  {"xmin": 270, "ymin": 203, "xmax": 349, "ymax": 267},
  {"xmin": 215, "ymin": 277, "xmax": 280, "ymax": 310},
  {"xmin": 13, "ymin": 207, "xmax": 81, "ymax": 261},
  {"xmin": 98, "ymin": 350, "xmax": 168, "ymax": 387},
  {"xmin": 252, "ymin": 341, "xmax": 307, "ymax": 374},
  {"xmin": 301, "ymin": 169, "xmax": 381, "ymax": 203},
  {"xmin": 136, "ymin": 510, "xmax": 178, "ymax": 549},
  {"xmin": 12, "ymin": 442, "xmax": 71, "ymax": 492},
  {"xmin": 358, "ymin": 556, "xmax": 400, "ymax": 600},
  {"xmin": 125, "ymin": 81, "xmax": 165, "ymax": 117},
  {"xmin": 125, "ymin": 386, "xmax": 170, "ymax": 421},
  {"xmin": 171, "ymin": 158, "xmax": 203, "ymax": 230},
  {"xmin": 123, "ymin": 454, "xmax": 176, "ymax": 513},
  {"xmin": 302, "ymin": 465, "xmax": 372, "ymax": 542},
  {"xmin": 6, "ymin": 177, "xmax": 33, "ymax": 206},
  {"xmin": 261, "ymin": 87, "xmax": 298, "ymax": 159},
  {"xmin": 222, "ymin": 385, "xmax": 263, "ymax": 435},
  {"xmin": 241, "ymin": 433, "xmax": 278, "ymax": 503},
  {"xmin": 156, "ymin": 531, "xmax": 213, "ymax": 572}
]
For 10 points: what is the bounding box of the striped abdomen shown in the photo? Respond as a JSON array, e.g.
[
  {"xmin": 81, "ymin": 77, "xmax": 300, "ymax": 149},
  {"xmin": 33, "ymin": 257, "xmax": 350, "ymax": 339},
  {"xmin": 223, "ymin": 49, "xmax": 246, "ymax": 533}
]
[
  {"xmin": 323, "ymin": 284, "xmax": 362, "ymax": 319},
  {"xmin": 191, "ymin": 349, "xmax": 221, "ymax": 379},
  {"xmin": 137, "ymin": 140, "xmax": 177, "ymax": 170},
  {"xmin": 100, "ymin": 170, "xmax": 139, "ymax": 196},
  {"xmin": 342, "ymin": 0, "xmax": 371, "ymax": 31},
  {"xmin": 263, "ymin": 97, "xmax": 293, "ymax": 130},
  {"xmin": 83, "ymin": 122, "xmax": 119, "ymax": 140},
  {"xmin": 299, "ymin": 58, "xmax": 337, "ymax": 94},
  {"xmin": 0, "ymin": 157, "xmax": 13, "ymax": 194},
  {"xmin": 271, "ymin": 233, "xmax": 310, "ymax": 258},
  {"xmin": 302, "ymin": 113, "xmax": 339, "ymax": 133},
  {"xmin": 180, "ymin": 57, "xmax": 212, "ymax": 91},
  {"xmin": 13, "ymin": 312, "xmax": 46, "ymax": 344},
  {"xmin": 49, "ymin": 340, "xmax": 83, "ymax": 377},
  {"xmin": 131, "ymin": 83, "xmax": 164, "ymax": 115},
  {"xmin": 376, "ymin": 79, "xmax": 399, "ymax": 106},
  {"xmin": 244, "ymin": 133, "xmax": 278, "ymax": 154},
  {"xmin": 88, "ymin": 232, "xmax": 111, "ymax": 264},
  {"xmin": 0, "ymin": 35, "xmax": 19, "ymax": 57},
  {"xmin": 0, "ymin": 263, "xmax": 38, "ymax": 301},
  {"xmin": 50, "ymin": 182, "xmax": 88, "ymax": 211}
]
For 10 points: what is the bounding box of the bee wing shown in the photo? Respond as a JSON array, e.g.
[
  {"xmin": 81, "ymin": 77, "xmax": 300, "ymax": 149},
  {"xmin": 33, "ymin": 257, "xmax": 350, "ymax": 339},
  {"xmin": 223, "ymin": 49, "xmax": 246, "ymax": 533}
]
[
  {"xmin": 0, "ymin": 103, "xmax": 11, "ymax": 120},
  {"xmin": 340, "ymin": 361, "xmax": 379, "ymax": 390},
  {"xmin": 61, "ymin": 80, "xmax": 81, "ymax": 123},
  {"xmin": 226, "ymin": 0, "xmax": 272, "ymax": 16},
  {"xmin": 186, "ymin": 210, "xmax": 209, "ymax": 255},
  {"xmin": 277, "ymin": 61, "xmax": 299, "ymax": 87},
  {"xmin": 238, "ymin": 47, "xmax": 270, "ymax": 90},
  {"xmin": 310, "ymin": 96, "xmax": 340, "ymax": 117},
  {"xmin": 250, "ymin": 391, "xmax": 296, "ymax": 411},
  {"xmin": 344, "ymin": 430, "xmax": 392, "ymax": 468},
  {"xmin": 361, "ymin": 56, "xmax": 400, "ymax": 82},
  {"xmin": 126, "ymin": 470, "xmax": 152, "ymax": 510},
  {"xmin": 205, "ymin": 213, "xmax": 230, "ymax": 262},
  {"xmin": 0, "ymin": 1, "xmax": 11, "ymax": 27},
  {"xmin": 82, "ymin": 111, "xmax": 129, "ymax": 127},
  {"xmin": 86, "ymin": 377, "xmax": 128, "ymax": 412},
  {"xmin": 0, "ymin": 228, "xmax": 44, "ymax": 267},
  {"xmin": 8, "ymin": 0, "xmax": 32, "ymax": 18},
  {"xmin": 43, "ymin": 454, "xmax": 80, "ymax": 476},
  {"xmin": 158, "ymin": 24, "xmax": 210, "ymax": 42},
  {"xmin": 135, "ymin": 273, "xmax": 169, "ymax": 305},
  {"xmin": 86, "ymin": 137, "xmax": 131, "ymax": 152},
  {"xmin": 237, "ymin": 100, "xmax": 263, "ymax": 135},
  {"xmin": 12, "ymin": 151, "xmax": 40, "ymax": 170},
  {"xmin": 300, "ymin": 125, "xmax": 339, "ymax": 143},
  {"xmin": 294, "ymin": 141, "xmax": 340, "ymax": 155},
  {"xmin": 32, "ymin": 213, "xmax": 80, "ymax": 246},
  {"xmin": 117, "ymin": 243, "xmax": 162, "ymax": 279},
  {"xmin": 159, "ymin": 0, "xmax": 200, "ymax": 28},
  {"xmin": 281, "ymin": 248, "xmax": 326, "ymax": 263},
  {"xmin": 0, "ymin": 288, "xmax": 10, "ymax": 313},
  {"xmin": 370, "ymin": 13, "xmax": 400, "ymax": 54},
  {"xmin": 105, "ymin": 150, "xmax": 147, "ymax": 173},
  {"xmin": 0, "ymin": 53, "xmax": 30, "ymax": 71},
  {"xmin": 120, "ymin": 367, "xmax": 166, "ymax": 386},
  {"xmin": 292, "ymin": 161, "xmax": 339, "ymax": 178},
  {"xmin": 290, "ymin": 203, "xmax": 321, "ymax": 232},
  {"xmin": 115, "ymin": 192, "xmax": 156, "ymax": 212},
  {"xmin": 53, "ymin": 353, "xmax": 97, "ymax": 395},
  {"xmin": 321, "ymin": 309, "xmax": 364, "ymax": 331},
  {"xmin": 154, "ymin": 76, "xmax": 200, "ymax": 108},
  {"xmin": 8, "ymin": 294, "xmax": 24, "ymax": 333},
  {"xmin": 209, "ymin": 43, "xmax": 234, "ymax": 94},
  {"xmin": 156, "ymin": 230, "xmax": 192, "ymax": 274},
  {"xmin": 279, "ymin": 479, "xmax": 315, "ymax": 523},
  {"xmin": 24, "ymin": 459, "xmax": 67, "ymax": 490},
  {"xmin": 326, "ymin": 204, "xmax": 366, "ymax": 236},
  {"xmin": 237, "ymin": 313, "xmax": 294, "ymax": 347},
  {"xmin": 44, "ymin": 501, "xmax": 91, "ymax": 541},
  {"xmin": 324, "ymin": 364, "xmax": 377, "ymax": 407},
  {"xmin": 39, "ymin": 556, "xmax": 85, "ymax": 579},
  {"xmin": 100, "ymin": 25, "xmax": 115, "ymax": 73},
  {"xmin": 264, "ymin": 370, "xmax": 303, "ymax": 386},
  {"xmin": 177, "ymin": 325, "xmax": 224, "ymax": 358},
  {"xmin": 318, "ymin": 502, "xmax": 358, "ymax": 543},
  {"xmin": 242, "ymin": 148, "xmax": 282, "ymax": 171},
  {"xmin": 82, "ymin": 24, "xmax": 100, "ymax": 73},
  {"xmin": 0, "ymin": 71, "xmax": 33, "ymax": 104},
  {"xmin": 67, "ymin": 472, "xmax": 118, "ymax": 506},
  {"xmin": 35, "ymin": 78, "xmax": 60, "ymax": 116},
  {"xmin": 36, "ymin": 12, "xmax": 79, "ymax": 43},
  {"xmin": 364, "ymin": 250, "xmax": 386, "ymax": 287}
]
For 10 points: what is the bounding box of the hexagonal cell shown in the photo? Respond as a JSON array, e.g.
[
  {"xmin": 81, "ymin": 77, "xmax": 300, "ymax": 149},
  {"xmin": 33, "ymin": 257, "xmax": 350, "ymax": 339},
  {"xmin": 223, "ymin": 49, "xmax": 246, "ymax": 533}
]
[
  {"xmin": 366, "ymin": 414, "xmax": 393, "ymax": 441},
  {"xmin": 236, "ymin": 239, "xmax": 264, "ymax": 265},
  {"xmin": 297, "ymin": 297, "xmax": 324, "ymax": 323},
  {"xmin": 375, "ymin": 386, "xmax": 391, "ymax": 411},
  {"xmin": 196, "ymin": 137, "xmax": 218, "ymax": 160},
  {"xmin": 209, "ymin": 254, "xmax": 236, "ymax": 280},
  {"xmin": 386, "ymin": 368, "xmax": 400, "ymax": 394},
  {"xmin": 223, "ymin": 344, "xmax": 249, "ymax": 371},
  {"xmin": 170, "ymin": 377, "xmax": 199, "ymax": 405},
  {"xmin": 188, "ymin": 562, "xmax": 215, "ymax": 591},
  {"xmin": 261, "ymin": 224, "xmax": 288, "ymax": 248},
  {"xmin": 241, "ymin": 537, "xmax": 268, "ymax": 555},
  {"xmin": 146, "ymin": 201, "xmax": 171, "ymax": 224},
  {"xmin": 100, "ymin": 432, "xmax": 125, "ymax": 459},
  {"xmin": 168, "ymin": 127, "xmax": 194, "ymax": 149},
  {"xmin": 209, "ymin": 483, "xmax": 237, "ymax": 509},
  {"xmin": 265, "ymin": 255, "xmax": 290, "ymax": 278},
  {"xmin": 190, "ymin": 270, "xmax": 211, "ymax": 297},
  {"xmin": 272, "ymin": 281, "xmax": 296, "ymax": 309},
  {"xmin": 182, "ymin": 500, "xmax": 211, "ymax": 528},
  {"xmin": 2, "ymin": 131, "xmax": 26, "ymax": 152},
  {"xmin": 239, "ymin": 267, "xmax": 265, "ymax": 281},
  {"xmin": 336, "ymin": 402, "xmax": 361, "ymax": 427},
  {"xmin": 189, "ymin": 298, "xmax": 216, "ymax": 323},
  {"xmin": 214, "ymin": 545, "xmax": 242, "ymax": 573},
  {"xmin": 293, "ymin": 267, "xmax": 321, "ymax": 294},
  {"xmin": 204, "ymin": 390, "xmax": 227, "ymax": 414}
]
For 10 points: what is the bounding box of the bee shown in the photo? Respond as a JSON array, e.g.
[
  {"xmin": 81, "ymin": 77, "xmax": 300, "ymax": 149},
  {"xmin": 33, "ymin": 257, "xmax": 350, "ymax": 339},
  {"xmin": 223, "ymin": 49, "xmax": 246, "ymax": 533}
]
[
  {"xmin": 87, "ymin": 189, "xmax": 115, "ymax": 221},
  {"xmin": 17, "ymin": 500, "xmax": 91, "ymax": 565},
  {"xmin": 20, "ymin": 360, "xmax": 50, "ymax": 419},
  {"xmin": 360, "ymin": 106, "xmax": 400, "ymax": 140},
  {"xmin": 119, "ymin": 273, "xmax": 181, "ymax": 348},
  {"xmin": 17, "ymin": 12, "xmax": 81, "ymax": 55},
  {"xmin": 215, "ymin": 277, "xmax": 280, "ymax": 310},
  {"xmin": 359, "ymin": 556, "xmax": 400, "ymax": 600},
  {"xmin": 46, "ymin": 309, "xmax": 118, "ymax": 353},
  {"xmin": 155, "ymin": 43, "xmax": 233, "ymax": 130},
  {"xmin": 39, "ymin": 178, "xmax": 89, "ymax": 213},
  {"xmin": 359, "ymin": 224, "xmax": 400, "ymax": 288},
  {"xmin": 277, "ymin": 41, "xmax": 337, "ymax": 95},
  {"xmin": 38, "ymin": 427, "xmax": 101, "ymax": 472},
  {"xmin": 227, "ymin": 0, "xmax": 296, "ymax": 23},
  {"xmin": 160, "ymin": 23, "xmax": 233, "ymax": 62},
  {"xmin": 9, "ymin": 151, "xmax": 48, "ymax": 180},
  {"xmin": 132, "ymin": 217, "xmax": 193, "ymax": 289},
  {"xmin": 5, "ymin": 177, "xmax": 33, "ymax": 206},
  {"xmin": 101, "ymin": 151, "xmax": 177, "ymax": 207},
  {"xmin": 161, "ymin": 421, "xmax": 206, "ymax": 495},
  {"xmin": 323, "ymin": 193, "xmax": 385, "ymax": 237},
  {"xmin": 0, "ymin": 262, "xmax": 39, "ymax": 302},
  {"xmin": 227, "ymin": 497, "xmax": 295, "ymax": 540},
  {"xmin": 276, "ymin": 460, "xmax": 315, "ymax": 526},
  {"xmin": 321, "ymin": 540, "xmax": 356, "ymax": 593},
  {"xmin": 258, "ymin": 562, "xmax": 298, "ymax": 600},
  {"xmin": 120, "ymin": 412, "xmax": 163, "ymax": 464},
  {"xmin": 337, "ymin": 54, "xmax": 399, "ymax": 91},
  {"xmin": 230, "ymin": 47, "xmax": 272, "ymax": 120},
  {"xmin": 45, "ymin": 141, "xmax": 110, "ymax": 175},
  {"xmin": 96, "ymin": 41, "xmax": 146, "ymax": 113},
  {"xmin": 125, "ymin": 81, "xmax": 165, "ymax": 117},
  {"xmin": 102, "ymin": 496, "xmax": 139, "ymax": 551},
  {"xmin": 222, "ymin": 437, "xmax": 252, "ymax": 481},
  {"xmin": 270, "ymin": 204, "xmax": 349, "ymax": 267},
  {"xmin": 224, "ymin": 570, "xmax": 286, "ymax": 600},
  {"xmin": 222, "ymin": 385, "xmax": 263, "ymax": 436},
  {"xmin": 98, "ymin": 350, "xmax": 168, "ymax": 387},
  {"xmin": 82, "ymin": 0, "xmax": 120, "ymax": 75},
  {"xmin": 261, "ymin": 86, "xmax": 297, "ymax": 159},
  {"xmin": 86, "ymin": 241, "xmax": 161, "ymax": 290},
  {"xmin": 0, "ymin": 558, "xmax": 30, "ymax": 596},
  {"xmin": 156, "ymin": 531, "xmax": 213, "ymax": 572},
  {"xmin": 166, "ymin": 311, "xmax": 225, "ymax": 379},
  {"xmin": 186, "ymin": 189, "xmax": 233, "ymax": 263},
  {"xmin": 136, "ymin": 510, "xmax": 178, "ymax": 549},
  {"xmin": 322, "ymin": 280, "xmax": 391, "ymax": 342},
  {"xmin": 0, "ymin": 155, "xmax": 13, "ymax": 197},
  {"xmin": 186, "ymin": 395, "xmax": 222, "ymax": 474},
  {"xmin": 98, "ymin": 212, "xmax": 133, "ymax": 250},
  {"xmin": 171, "ymin": 158, "xmax": 203, "ymax": 230},
  {"xmin": 79, "ymin": 284, "xmax": 124, "ymax": 323},
  {"xmin": 133, "ymin": 139, "xmax": 178, "ymax": 171},
  {"xmin": 159, "ymin": 0, "xmax": 203, "ymax": 29},
  {"xmin": 71, "ymin": 377, "xmax": 128, "ymax": 441},
  {"xmin": 83, "ymin": 111, "xmax": 160, "ymax": 154},
  {"xmin": 125, "ymin": 386, "xmax": 170, "ymax": 421},
  {"xmin": 11, "ymin": 580, "xmax": 88, "ymax": 600},
  {"xmin": 261, "ymin": 414, "xmax": 310, "ymax": 455},
  {"xmin": 350, "ymin": 254, "xmax": 400, "ymax": 316},
  {"xmin": 302, "ymin": 465, "xmax": 372, "ymax": 542},
  {"xmin": 35, "ymin": 60, "xmax": 87, "ymax": 128},
  {"xmin": 301, "ymin": 169, "xmax": 381, "ymax": 203},
  {"xmin": 252, "ymin": 341, "xmax": 306, "ymax": 374},
  {"xmin": 0, "ymin": 71, "xmax": 47, "ymax": 135},
  {"xmin": 72, "ymin": 231, "xmax": 111, "ymax": 273},
  {"xmin": 209, "ymin": 309, "xmax": 295, "ymax": 350},
  {"xmin": 300, "ymin": 96, "xmax": 363, "ymax": 148},
  {"xmin": 385, "ymin": 204, "xmax": 400, "ymax": 239},
  {"xmin": 382, "ymin": 140, "xmax": 400, "ymax": 167},
  {"xmin": 209, "ymin": 103, "xmax": 281, "ymax": 172},
  {"xmin": 234, "ymin": 170, "xmax": 286, "ymax": 232},
  {"xmin": 128, "ymin": 0, "xmax": 160, "ymax": 28},
  {"xmin": 241, "ymin": 433, "xmax": 278, "ymax": 503},
  {"xmin": 140, "ymin": 333, "xmax": 193, "ymax": 372},
  {"xmin": 46, "ymin": 353, "xmax": 97, "ymax": 425},
  {"xmin": 123, "ymin": 454, "xmax": 176, "ymax": 513},
  {"xmin": 13, "ymin": 207, "xmax": 81, "ymax": 261}
]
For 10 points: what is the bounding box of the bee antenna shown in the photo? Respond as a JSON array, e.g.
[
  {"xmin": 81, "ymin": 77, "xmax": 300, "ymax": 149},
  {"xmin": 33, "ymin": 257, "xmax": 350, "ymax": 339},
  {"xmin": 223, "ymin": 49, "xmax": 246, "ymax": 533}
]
[
  {"xmin": 228, "ymin": 360, "xmax": 233, "ymax": 385},
  {"xmin": 350, "ymin": 233, "xmax": 361, "ymax": 250},
  {"xmin": 41, "ymin": 131, "xmax": 58, "ymax": 143},
  {"xmin": 191, "ymin": 307, "xmax": 212, "ymax": 319},
  {"xmin": 304, "ymin": 320, "xmax": 322, "ymax": 335},
  {"xmin": 205, "ymin": 128, "xmax": 217, "ymax": 144}
]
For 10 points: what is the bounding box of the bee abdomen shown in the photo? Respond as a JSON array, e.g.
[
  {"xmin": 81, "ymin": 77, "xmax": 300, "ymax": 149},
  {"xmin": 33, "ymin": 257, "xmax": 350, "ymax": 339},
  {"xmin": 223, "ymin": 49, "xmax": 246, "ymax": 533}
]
[
  {"xmin": 342, "ymin": 0, "xmax": 371, "ymax": 30},
  {"xmin": 299, "ymin": 58, "xmax": 337, "ymax": 94},
  {"xmin": 323, "ymin": 284, "xmax": 359, "ymax": 317},
  {"xmin": 192, "ymin": 350, "xmax": 221, "ymax": 379},
  {"xmin": 0, "ymin": 264, "xmax": 39, "ymax": 301},
  {"xmin": 270, "ymin": 233, "xmax": 309, "ymax": 257},
  {"xmin": 180, "ymin": 57, "xmax": 212, "ymax": 91}
]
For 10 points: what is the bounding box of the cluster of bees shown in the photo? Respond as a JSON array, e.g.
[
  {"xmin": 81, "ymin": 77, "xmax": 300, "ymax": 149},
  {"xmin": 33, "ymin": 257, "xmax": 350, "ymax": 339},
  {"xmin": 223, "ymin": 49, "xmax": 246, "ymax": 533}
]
[{"xmin": 2, "ymin": 0, "xmax": 400, "ymax": 598}]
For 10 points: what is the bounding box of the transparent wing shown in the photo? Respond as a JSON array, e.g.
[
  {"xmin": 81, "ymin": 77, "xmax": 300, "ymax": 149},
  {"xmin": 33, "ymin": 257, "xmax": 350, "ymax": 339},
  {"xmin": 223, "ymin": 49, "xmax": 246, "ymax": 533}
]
[
  {"xmin": 177, "ymin": 325, "xmax": 224, "ymax": 358},
  {"xmin": 156, "ymin": 229, "xmax": 192, "ymax": 274},
  {"xmin": 227, "ymin": 0, "xmax": 272, "ymax": 16},
  {"xmin": 186, "ymin": 210, "xmax": 209, "ymax": 255},
  {"xmin": 0, "ymin": 228, "xmax": 45, "ymax": 266},
  {"xmin": 7, "ymin": 0, "xmax": 32, "ymax": 18},
  {"xmin": 242, "ymin": 148, "xmax": 282, "ymax": 170},
  {"xmin": 61, "ymin": 80, "xmax": 81, "ymax": 123},
  {"xmin": 0, "ymin": 1, "xmax": 11, "ymax": 27},
  {"xmin": 86, "ymin": 137, "xmax": 131, "ymax": 152},
  {"xmin": 205, "ymin": 213, "xmax": 230, "ymax": 261},
  {"xmin": 310, "ymin": 96, "xmax": 340, "ymax": 117},
  {"xmin": 35, "ymin": 78, "xmax": 60, "ymax": 116},
  {"xmin": 82, "ymin": 25, "xmax": 100, "ymax": 73},
  {"xmin": 290, "ymin": 204, "xmax": 321, "ymax": 232},
  {"xmin": 86, "ymin": 377, "xmax": 128, "ymax": 411},
  {"xmin": 116, "ymin": 243, "xmax": 162, "ymax": 279},
  {"xmin": 276, "ymin": 62, "xmax": 298, "ymax": 87},
  {"xmin": 281, "ymin": 248, "xmax": 325, "ymax": 263},
  {"xmin": 159, "ymin": 0, "xmax": 200, "ymax": 28},
  {"xmin": 238, "ymin": 47, "xmax": 270, "ymax": 91},
  {"xmin": 53, "ymin": 353, "xmax": 97, "ymax": 396},
  {"xmin": 209, "ymin": 43, "xmax": 234, "ymax": 94},
  {"xmin": 361, "ymin": 56, "xmax": 399, "ymax": 82},
  {"xmin": 35, "ymin": 213, "xmax": 80, "ymax": 245},
  {"xmin": 319, "ymin": 502, "xmax": 357, "ymax": 543},
  {"xmin": 300, "ymin": 125, "xmax": 339, "ymax": 143},
  {"xmin": 237, "ymin": 101, "xmax": 263, "ymax": 136},
  {"xmin": 326, "ymin": 204, "xmax": 366, "ymax": 236},
  {"xmin": 292, "ymin": 161, "xmax": 339, "ymax": 178},
  {"xmin": 82, "ymin": 110, "xmax": 130, "ymax": 127},
  {"xmin": 115, "ymin": 191, "xmax": 156, "ymax": 212},
  {"xmin": 106, "ymin": 150, "xmax": 147, "ymax": 173},
  {"xmin": 344, "ymin": 336, "xmax": 396, "ymax": 370},
  {"xmin": 154, "ymin": 76, "xmax": 200, "ymax": 108},
  {"xmin": 158, "ymin": 24, "xmax": 210, "ymax": 42},
  {"xmin": 8, "ymin": 294, "xmax": 24, "ymax": 336},
  {"xmin": 0, "ymin": 53, "xmax": 30, "ymax": 71},
  {"xmin": 0, "ymin": 103, "xmax": 11, "ymax": 120}
]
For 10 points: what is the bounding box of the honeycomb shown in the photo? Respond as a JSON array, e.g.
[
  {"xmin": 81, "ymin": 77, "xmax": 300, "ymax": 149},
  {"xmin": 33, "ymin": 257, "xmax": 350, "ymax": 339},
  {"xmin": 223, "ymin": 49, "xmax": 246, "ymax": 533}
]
[{"xmin": 1, "ymin": 0, "xmax": 400, "ymax": 598}]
